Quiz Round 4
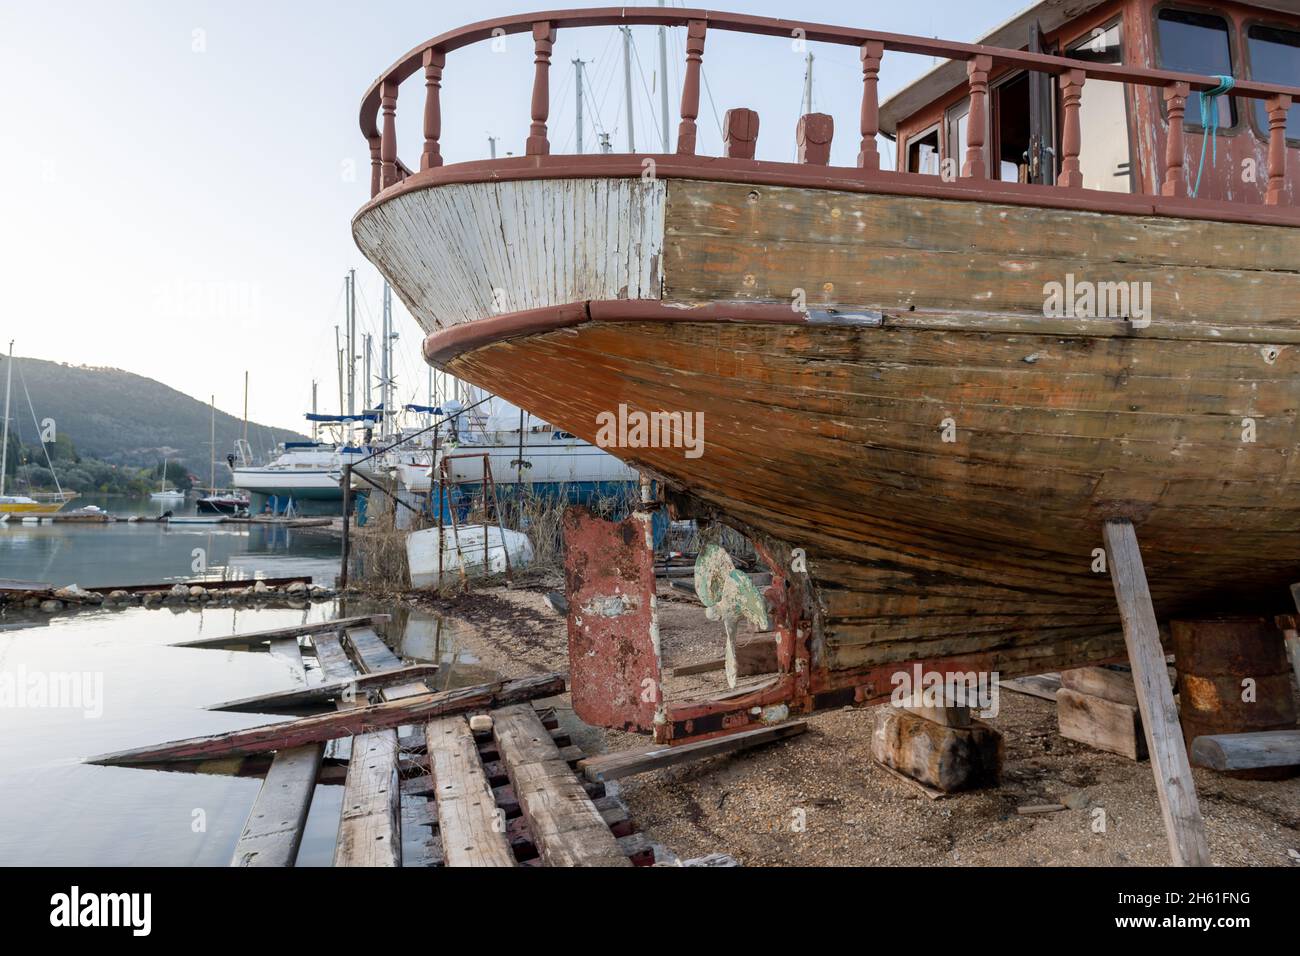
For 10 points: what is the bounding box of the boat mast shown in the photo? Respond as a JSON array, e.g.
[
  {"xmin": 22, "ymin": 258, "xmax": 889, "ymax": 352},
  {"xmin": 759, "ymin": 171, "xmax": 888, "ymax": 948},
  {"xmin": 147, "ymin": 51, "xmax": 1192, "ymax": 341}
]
[
  {"xmin": 346, "ymin": 269, "xmax": 356, "ymax": 418},
  {"xmin": 802, "ymin": 51, "xmax": 814, "ymax": 115},
  {"xmin": 311, "ymin": 380, "xmax": 318, "ymax": 442},
  {"xmin": 242, "ymin": 370, "xmax": 249, "ymax": 448},
  {"xmin": 381, "ymin": 279, "xmax": 393, "ymax": 442},
  {"xmin": 621, "ymin": 27, "xmax": 635, "ymax": 152},
  {"xmin": 209, "ymin": 395, "xmax": 216, "ymax": 491},
  {"xmin": 573, "ymin": 57, "xmax": 588, "ymax": 154},
  {"xmin": 0, "ymin": 340, "xmax": 12, "ymax": 497},
  {"xmin": 657, "ymin": 0, "xmax": 670, "ymax": 151}
]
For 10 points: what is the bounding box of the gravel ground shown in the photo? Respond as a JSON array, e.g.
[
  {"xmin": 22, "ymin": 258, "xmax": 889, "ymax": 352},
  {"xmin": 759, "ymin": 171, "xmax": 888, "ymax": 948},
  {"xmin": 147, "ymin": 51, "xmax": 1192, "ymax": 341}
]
[{"xmin": 402, "ymin": 580, "xmax": 1300, "ymax": 867}]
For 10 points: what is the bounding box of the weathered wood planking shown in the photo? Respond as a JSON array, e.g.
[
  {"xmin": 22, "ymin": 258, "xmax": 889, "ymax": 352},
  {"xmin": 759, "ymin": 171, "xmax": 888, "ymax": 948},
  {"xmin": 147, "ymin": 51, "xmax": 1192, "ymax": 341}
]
[
  {"xmin": 1104, "ymin": 520, "xmax": 1210, "ymax": 866},
  {"xmin": 173, "ymin": 615, "xmax": 387, "ymax": 649},
  {"xmin": 208, "ymin": 665, "xmax": 441, "ymax": 714},
  {"xmin": 230, "ymin": 630, "xmax": 331, "ymax": 867},
  {"xmin": 1190, "ymin": 730, "xmax": 1300, "ymax": 771},
  {"xmin": 492, "ymin": 705, "xmax": 631, "ymax": 867},
  {"xmin": 425, "ymin": 717, "xmax": 515, "ymax": 866},
  {"xmin": 664, "ymin": 181, "xmax": 1300, "ymax": 343},
  {"xmin": 353, "ymin": 178, "xmax": 664, "ymax": 331},
  {"xmin": 88, "ymin": 675, "xmax": 566, "ymax": 766},
  {"xmin": 333, "ymin": 627, "xmax": 433, "ymax": 868},
  {"xmin": 577, "ymin": 721, "xmax": 808, "ymax": 782},
  {"xmin": 1057, "ymin": 687, "xmax": 1147, "ymax": 760}
]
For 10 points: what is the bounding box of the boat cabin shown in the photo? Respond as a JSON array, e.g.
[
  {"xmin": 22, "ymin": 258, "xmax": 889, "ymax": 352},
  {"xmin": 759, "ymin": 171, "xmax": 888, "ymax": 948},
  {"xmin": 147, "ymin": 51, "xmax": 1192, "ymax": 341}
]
[{"xmin": 881, "ymin": 0, "xmax": 1299, "ymax": 203}]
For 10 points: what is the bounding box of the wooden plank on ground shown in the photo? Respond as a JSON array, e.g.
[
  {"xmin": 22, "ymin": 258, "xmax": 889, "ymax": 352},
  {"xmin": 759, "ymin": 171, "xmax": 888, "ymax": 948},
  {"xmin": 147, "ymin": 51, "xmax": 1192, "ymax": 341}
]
[
  {"xmin": 231, "ymin": 632, "xmax": 318, "ymax": 867},
  {"xmin": 1104, "ymin": 519, "xmax": 1210, "ymax": 867},
  {"xmin": 1190, "ymin": 730, "xmax": 1300, "ymax": 771},
  {"xmin": 997, "ymin": 673, "xmax": 1062, "ymax": 701},
  {"xmin": 425, "ymin": 717, "xmax": 514, "ymax": 867},
  {"xmin": 333, "ymin": 626, "xmax": 428, "ymax": 868},
  {"xmin": 671, "ymin": 634, "xmax": 779, "ymax": 677},
  {"xmin": 578, "ymin": 721, "xmax": 808, "ymax": 783},
  {"xmin": 492, "ymin": 704, "xmax": 631, "ymax": 867},
  {"xmin": 88, "ymin": 674, "xmax": 566, "ymax": 766},
  {"xmin": 208, "ymin": 665, "xmax": 441, "ymax": 713},
  {"xmin": 173, "ymin": 615, "xmax": 388, "ymax": 649}
]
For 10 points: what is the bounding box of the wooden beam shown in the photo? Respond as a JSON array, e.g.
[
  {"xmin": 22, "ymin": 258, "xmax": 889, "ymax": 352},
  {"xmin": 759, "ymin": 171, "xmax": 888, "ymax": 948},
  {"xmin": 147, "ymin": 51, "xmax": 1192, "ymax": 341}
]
[
  {"xmin": 1057, "ymin": 687, "xmax": 1146, "ymax": 760},
  {"xmin": 577, "ymin": 721, "xmax": 808, "ymax": 782},
  {"xmin": 1103, "ymin": 519, "xmax": 1210, "ymax": 867},
  {"xmin": 88, "ymin": 674, "xmax": 566, "ymax": 766},
  {"xmin": 671, "ymin": 634, "xmax": 779, "ymax": 677},
  {"xmin": 492, "ymin": 705, "xmax": 631, "ymax": 867},
  {"xmin": 426, "ymin": 717, "xmax": 515, "ymax": 866},
  {"xmin": 173, "ymin": 615, "xmax": 389, "ymax": 649},
  {"xmin": 208, "ymin": 665, "xmax": 441, "ymax": 713},
  {"xmin": 996, "ymin": 673, "xmax": 1061, "ymax": 701},
  {"xmin": 1190, "ymin": 730, "xmax": 1300, "ymax": 771},
  {"xmin": 333, "ymin": 626, "xmax": 431, "ymax": 868}
]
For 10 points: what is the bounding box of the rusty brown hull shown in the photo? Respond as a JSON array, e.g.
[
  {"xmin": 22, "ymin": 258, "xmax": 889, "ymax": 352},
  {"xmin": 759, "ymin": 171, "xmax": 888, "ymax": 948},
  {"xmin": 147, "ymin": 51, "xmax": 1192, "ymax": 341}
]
[{"xmin": 444, "ymin": 317, "xmax": 1300, "ymax": 676}]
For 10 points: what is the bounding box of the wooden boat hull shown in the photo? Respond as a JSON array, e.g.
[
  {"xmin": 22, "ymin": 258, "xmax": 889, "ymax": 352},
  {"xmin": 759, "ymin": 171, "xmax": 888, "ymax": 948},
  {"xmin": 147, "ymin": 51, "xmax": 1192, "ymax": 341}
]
[{"xmin": 355, "ymin": 172, "xmax": 1300, "ymax": 678}]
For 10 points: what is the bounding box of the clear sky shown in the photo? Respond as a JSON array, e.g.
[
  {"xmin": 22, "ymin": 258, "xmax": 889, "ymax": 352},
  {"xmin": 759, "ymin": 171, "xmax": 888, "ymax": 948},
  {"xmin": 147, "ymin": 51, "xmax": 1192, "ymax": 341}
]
[{"xmin": 0, "ymin": 0, "xmax": 1025, "ymax": 432}]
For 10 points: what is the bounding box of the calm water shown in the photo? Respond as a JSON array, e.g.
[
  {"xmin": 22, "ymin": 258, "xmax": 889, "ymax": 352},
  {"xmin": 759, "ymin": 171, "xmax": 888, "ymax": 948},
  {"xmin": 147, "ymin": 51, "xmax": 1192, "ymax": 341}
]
[
  {"xmin": 0, "ymin": 600, "xmax": 498, "ymax": 866},
  {"xmin": 0, "ymin": 494, "xmax": 340, "ymax": 588}
]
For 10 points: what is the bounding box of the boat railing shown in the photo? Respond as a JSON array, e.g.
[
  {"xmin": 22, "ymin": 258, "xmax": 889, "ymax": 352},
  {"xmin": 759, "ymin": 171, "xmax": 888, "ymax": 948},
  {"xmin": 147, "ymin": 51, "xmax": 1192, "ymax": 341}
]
[{"xmin": 357, "ymin": 6, "xmax": 1300, "ymax": 214}]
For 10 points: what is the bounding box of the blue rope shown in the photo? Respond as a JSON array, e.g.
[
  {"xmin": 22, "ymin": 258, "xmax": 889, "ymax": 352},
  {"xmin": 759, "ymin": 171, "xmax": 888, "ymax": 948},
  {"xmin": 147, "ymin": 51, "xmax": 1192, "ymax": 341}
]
[{"xmin": 1189, "ymin": 74, "xmax": 1235, "ymax": 198}]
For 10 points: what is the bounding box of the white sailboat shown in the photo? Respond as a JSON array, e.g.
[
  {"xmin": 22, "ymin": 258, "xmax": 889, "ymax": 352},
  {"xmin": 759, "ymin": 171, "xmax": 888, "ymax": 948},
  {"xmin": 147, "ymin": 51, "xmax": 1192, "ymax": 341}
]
[{"xmin": 149, "ymin": 459, "xmax": 185, "ymax": 501}]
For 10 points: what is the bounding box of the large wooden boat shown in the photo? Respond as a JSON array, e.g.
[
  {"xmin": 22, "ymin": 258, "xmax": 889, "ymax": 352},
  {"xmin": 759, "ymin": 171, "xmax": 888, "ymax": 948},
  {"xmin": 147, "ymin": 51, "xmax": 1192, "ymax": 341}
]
[{"xmin": 352, "ymin": 3, "xmax": 1300, "ymax": 720}]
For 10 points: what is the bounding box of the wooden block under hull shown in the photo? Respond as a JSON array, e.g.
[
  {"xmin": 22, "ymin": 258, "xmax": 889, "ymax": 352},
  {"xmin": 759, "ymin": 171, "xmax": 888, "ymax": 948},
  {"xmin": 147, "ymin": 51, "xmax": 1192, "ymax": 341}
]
[
  {"xmin": 871, "ymin": 708, "xmax": 1003, "ymax": 793},
  {"xmin": 1057, "ymin": 687, "xmax": 1147, "ymax": 761}
]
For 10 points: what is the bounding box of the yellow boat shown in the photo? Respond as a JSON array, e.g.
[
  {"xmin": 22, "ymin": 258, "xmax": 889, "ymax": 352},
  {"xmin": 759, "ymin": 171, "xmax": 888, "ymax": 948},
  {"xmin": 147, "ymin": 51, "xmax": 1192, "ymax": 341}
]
[{"xmin": 0, "ymin": 493, "xmax": 77, "ymax": 517}]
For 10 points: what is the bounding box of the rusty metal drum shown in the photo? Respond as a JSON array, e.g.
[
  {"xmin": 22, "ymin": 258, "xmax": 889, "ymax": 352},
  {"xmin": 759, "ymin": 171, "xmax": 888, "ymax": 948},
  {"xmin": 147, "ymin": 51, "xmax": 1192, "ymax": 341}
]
[{"xmin": 1171, "ymin": 617, "xmax": 1298, "ymax": 780}]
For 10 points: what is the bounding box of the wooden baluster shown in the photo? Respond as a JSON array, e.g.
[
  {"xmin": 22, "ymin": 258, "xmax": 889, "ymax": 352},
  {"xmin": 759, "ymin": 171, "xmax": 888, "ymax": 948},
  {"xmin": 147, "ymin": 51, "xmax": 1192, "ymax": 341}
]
[
  {"xmin": 723, "ymin": 108, "xmax": 759, "ymax": 159},
  {"xmin": 368, "ymin": 136, "xmax": 381, "ymax": 199},
  {"xmin": 1266, "ymin": 93, "xmax": 1292, "ymax": 206},
  {"xmin": 421, "ymin": 48, "xmax": 445, "ymax": 171},
  {"xmin": 677, "ymin": 20, "xmax": 707, "ymax": 155},
  {"xmin": 1058, "ymin": 68, "xmax": 1086, "ymax": 188},
  {"xmin": 857, "ymin": 40, "xmax": 884, "ymax": 170},
  {"xmin": 1162, "ymin": 82, "xmax": 1189, "ymax": 198},
  {"xmin": 380, "ymin": 79, "xmax": 399, "ymax": 189},
  {"xmin": 961, "ymin": 55, "xmax": 992, "ymax": 179},
  {"xmin": 526, "ymin": 21, "xmax": 556, "ymax": 156}
]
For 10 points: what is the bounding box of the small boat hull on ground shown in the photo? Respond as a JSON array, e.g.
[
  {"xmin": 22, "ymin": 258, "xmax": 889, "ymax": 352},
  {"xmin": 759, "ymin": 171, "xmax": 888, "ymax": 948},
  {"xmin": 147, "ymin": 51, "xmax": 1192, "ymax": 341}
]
[{"xmin": 406, "ymin": 525, "xmax": 533, "ymax": 588}]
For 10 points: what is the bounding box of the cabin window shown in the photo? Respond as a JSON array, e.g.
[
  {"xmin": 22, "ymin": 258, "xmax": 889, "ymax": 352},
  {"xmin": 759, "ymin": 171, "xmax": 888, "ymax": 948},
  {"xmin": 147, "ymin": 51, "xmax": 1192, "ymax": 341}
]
[
  {"xmin": 1246, "ymin": 24, "xmax": 1300, "ymax": 142},
  {"xmin": 1156, "ymin": 8, "xmax": 1237, "ymax": 128},
  {"xmin": 906, "ymin": 125, "xmax": 941, "ymax": 175},
  {"xmin": 1065, "ymin": 22, "xmax": 1134, "ymax": 192},
  {"xmin": 945, "ymin": 99, "xmax": 971, "ymax": 171}
]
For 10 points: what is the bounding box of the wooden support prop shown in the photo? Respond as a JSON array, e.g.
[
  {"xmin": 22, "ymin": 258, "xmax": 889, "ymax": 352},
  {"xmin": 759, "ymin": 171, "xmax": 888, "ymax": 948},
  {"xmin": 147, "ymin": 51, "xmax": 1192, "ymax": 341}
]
[
  {"xmin": 209, "ymin": 665, "xmax": 441, "ymax": 714},
  {"xmin": 1162, "ymin": 82, "xmax": 1189, "ymax": 197},
  {"xmin": 426, "ymin": 717, "xmax": 515, "ymax": 866},
  {"xmin": 1102, "ymin": 519, "xmax": 1210, "ymax": 866},
  {"xmin": 87, "ymin": 674, "xmax": 566, "ymax": 766},
  {"xmin": 961, "ymin": 55, "xmax": 991, "ymax": 179},
  {"xmin": 797, "ymin": 113, "xmax": 834, "ymax": 166},
  {"xmin": 1191, "ymin": 730, "xmax": 1300, "ymax": 771},
  {"xmin": 493, "ymin": 705, "xmax": 631, "ymax": 866},
  {"xmin": 1058, "ymin": 69, "xmax": 1086, "ymax": 188},
  {"xmin": 676, "ymin": 20, "xmax": 706, "ymax": 155},
  {"xmin": 872, "ymin": 709, "xmax": 1002, "ymax": 793},
  {"xmin": 172, "ymin": 615, "xmax": 388, "ymax": 649},
  {"xmin": 1057, "ymin": 687, "xmax": 1147, "ymax": 760},
  {"xmin": 1265, "ymin": 94, "xmax": 1292, "ymax": 206},
  {"xmin": 578, "ymin": 721, "xmax": 807, "ymax": 783},
  {"xmin": 526, "ymin": 21, "xmax": 555, "ymax": 156},
  {"xmin": 857, "ymin": 40, "xmax": 883, "ymax": 170},
  {"xmin": 723, "ymin": 108, "xmax": 759, "ymax": 160}
]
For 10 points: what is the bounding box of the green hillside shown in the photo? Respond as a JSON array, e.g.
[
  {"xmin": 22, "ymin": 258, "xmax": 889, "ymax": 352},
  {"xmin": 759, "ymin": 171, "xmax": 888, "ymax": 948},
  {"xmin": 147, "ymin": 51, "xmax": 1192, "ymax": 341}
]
[{"xmin": 1, "ymin": 356, "xmax": 308, "ymax": 476}]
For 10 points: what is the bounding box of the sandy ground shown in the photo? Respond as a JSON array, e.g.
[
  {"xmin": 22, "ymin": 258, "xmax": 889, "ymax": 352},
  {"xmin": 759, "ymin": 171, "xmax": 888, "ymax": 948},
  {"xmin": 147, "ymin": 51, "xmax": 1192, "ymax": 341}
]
[{"xmin": 403, "ymin": 579, "xmax": 1300, "ymax": 867}]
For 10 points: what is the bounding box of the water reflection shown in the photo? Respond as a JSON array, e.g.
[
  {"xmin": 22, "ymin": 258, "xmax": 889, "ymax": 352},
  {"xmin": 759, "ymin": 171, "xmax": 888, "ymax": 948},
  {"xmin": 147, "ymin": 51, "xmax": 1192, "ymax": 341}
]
[{"xmin": 0, "ymin": 599, "xmax": 496, "ymax": 866}]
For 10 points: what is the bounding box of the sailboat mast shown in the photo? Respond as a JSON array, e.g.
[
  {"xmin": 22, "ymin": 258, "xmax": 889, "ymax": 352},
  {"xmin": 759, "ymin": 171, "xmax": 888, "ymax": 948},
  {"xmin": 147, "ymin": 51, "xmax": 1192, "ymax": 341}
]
[
  {"xmin": 242, "ymin": 371, "xmax": 249, "ymax": 447},
  {"xmin": 381, "ymin": 280, "xmax": 392, "ymax": 442},
  {"xmin": 622, "ymin": 28, "xmax": 636, "ymax": 152},
  {"xmin": 657, "ymin": 0, "xmax": 670, "ymax": 151},
  {"xmin": 209, "ymin": 395, "xmax": 216, "ymax": 491},
  {"xmin": 0, "ymin": 340, "xmax": 12, "ymax": 497}
]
